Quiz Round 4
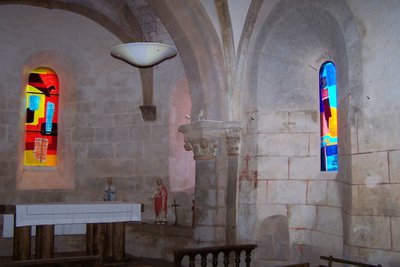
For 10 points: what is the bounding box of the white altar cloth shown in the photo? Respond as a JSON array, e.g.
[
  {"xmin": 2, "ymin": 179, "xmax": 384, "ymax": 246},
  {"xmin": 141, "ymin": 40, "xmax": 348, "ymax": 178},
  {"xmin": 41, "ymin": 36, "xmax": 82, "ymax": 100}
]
[
  {"xmin": 15, "ymin": 202, "xmax": 141, "ymax": 227},
  {"xmin": 2, "ymin": 202, "xmax": 141, "ymax": 237},
  {"xmin": 2, "ymin": 215, "xmax": 86, "ymax": 237}
]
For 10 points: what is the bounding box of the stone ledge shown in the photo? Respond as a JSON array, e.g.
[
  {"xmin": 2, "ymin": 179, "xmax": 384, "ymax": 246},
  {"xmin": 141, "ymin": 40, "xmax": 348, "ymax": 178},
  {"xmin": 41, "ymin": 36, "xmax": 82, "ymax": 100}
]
[{"xmin": 126, "ymin": 222, "xmax": 194, "ymax": 238}]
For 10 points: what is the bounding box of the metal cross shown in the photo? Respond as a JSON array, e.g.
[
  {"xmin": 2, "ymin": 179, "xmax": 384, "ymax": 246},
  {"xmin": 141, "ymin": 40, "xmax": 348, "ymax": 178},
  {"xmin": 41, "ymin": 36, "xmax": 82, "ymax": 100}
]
[{"xmin": 171, "ymin": 198, "xmax": 180, "ymax": 226}]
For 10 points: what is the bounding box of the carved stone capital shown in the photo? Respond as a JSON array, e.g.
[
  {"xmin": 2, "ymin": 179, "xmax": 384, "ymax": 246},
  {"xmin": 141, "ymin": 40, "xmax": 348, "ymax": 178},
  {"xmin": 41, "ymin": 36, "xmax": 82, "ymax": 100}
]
[
  {"xmin": 183, "ymin": 139, "xmax": 218, "ymax": 160},
  {"xmin": 178, "ymin": 120, "xmax": 242, "ymax": 158},
  {"xmin": 224, "ymin": 121, "xmax": 241, "ymax": 156},
  {"xmin": 179, "ymin": 120, "xmax": 222, "ymax": 160},
  {"xmin": 225, "ymin": 135, "xmax": 240, "ymax": 156}
]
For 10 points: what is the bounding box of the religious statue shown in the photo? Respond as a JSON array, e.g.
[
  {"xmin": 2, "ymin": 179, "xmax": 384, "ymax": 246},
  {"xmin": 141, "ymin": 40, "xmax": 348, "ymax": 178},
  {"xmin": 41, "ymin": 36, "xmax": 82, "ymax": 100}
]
[
  {"xmin": 152, "ymin": 177, "xmax": 168, "ymax": 224},
  {"xmin": 103, "ymin": 177, "xmax": 116, "ymax": 201}
]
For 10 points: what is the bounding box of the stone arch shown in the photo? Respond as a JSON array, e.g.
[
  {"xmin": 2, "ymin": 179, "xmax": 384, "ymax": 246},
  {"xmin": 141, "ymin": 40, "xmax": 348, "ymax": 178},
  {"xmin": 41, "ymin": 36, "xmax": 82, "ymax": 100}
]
[
  {"xmin": 243, "ymin": 0, "xmax": 362, "ymax": 133},
  {"xmin": 0, "ymin": 1, "xmax": 137, "ymax": 42},
  {"xmin": 239, "ymin": 0, "xmax": 362, "ymax": 260},
  {"xmin": 2, "ymin": 0, "xmax": 227, "ymax": 124},
  {"xmin": 149, "ymin": 0, "xmax": 227, "ymax": 122},
  {"xmin": 1, "ymin": 0, "xmax": 227, "ymax": 121},
  {"xmin": 234, "ymin": 0, "xmax": 264, "ymax": 123},
  {"xmin": 248, "ymin": 0, "xmax": 356, "ymax": 112}
]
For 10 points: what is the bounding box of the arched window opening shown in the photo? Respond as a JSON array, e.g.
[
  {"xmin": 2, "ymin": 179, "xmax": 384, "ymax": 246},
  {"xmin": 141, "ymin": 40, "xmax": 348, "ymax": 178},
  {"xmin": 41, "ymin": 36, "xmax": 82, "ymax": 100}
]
[
  {"xmin": 319, "ymin": 61, "xmax": 338, "ymax": 171},
  {"xmin": 24, "ymin": 67, "xmax": 59, "ymax": 167}
]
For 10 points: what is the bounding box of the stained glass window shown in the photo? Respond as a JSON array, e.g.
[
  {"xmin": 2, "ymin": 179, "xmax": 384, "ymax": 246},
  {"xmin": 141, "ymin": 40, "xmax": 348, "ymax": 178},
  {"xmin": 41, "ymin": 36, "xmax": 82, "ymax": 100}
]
[
  {"xmin": 24, "ymin": 67, "xmax": 59, "ymax": 167},
  {"xmin": 319, "ymin": 62, "xmax": 338, "ymax": 171}
]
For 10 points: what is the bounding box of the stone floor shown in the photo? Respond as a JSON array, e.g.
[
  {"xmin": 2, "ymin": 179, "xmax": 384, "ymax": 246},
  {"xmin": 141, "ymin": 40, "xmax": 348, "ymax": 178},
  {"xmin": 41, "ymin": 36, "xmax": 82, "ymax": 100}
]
[
  {"xmin": 0, "ymin": 254, "xmax": 174, "ymax": 267},
  {"xmin": 104, "ymin": 256, "xmax": 174, "ymax": 267}
]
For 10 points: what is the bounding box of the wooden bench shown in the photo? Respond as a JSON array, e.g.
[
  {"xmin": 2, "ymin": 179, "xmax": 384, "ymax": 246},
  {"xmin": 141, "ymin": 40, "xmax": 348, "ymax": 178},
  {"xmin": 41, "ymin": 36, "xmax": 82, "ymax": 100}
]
[
  {"xmin": 320, "ymin": 255, "xmax": 381, "ymax": 267},
  {"xmin": 0, "ymin": 255, "xmax": 103, "ymax": 267}
]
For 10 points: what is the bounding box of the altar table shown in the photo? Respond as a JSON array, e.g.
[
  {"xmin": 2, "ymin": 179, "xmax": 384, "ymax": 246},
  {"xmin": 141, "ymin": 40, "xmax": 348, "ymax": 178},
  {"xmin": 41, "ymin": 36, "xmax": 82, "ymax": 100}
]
[{"xmin": 0, "ymin": 202, "xmax": 142, "ymax": 262}]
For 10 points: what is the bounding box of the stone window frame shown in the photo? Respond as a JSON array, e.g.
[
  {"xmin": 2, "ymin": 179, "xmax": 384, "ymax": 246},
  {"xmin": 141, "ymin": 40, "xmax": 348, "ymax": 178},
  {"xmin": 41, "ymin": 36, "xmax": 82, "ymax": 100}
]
[
  {"xmin": 24, "ymin": 67, "xmax": 59, "ymax": 168},
  {"xmin": 16, "ymin": 60, "xmax": 74, "ymax": 190}
]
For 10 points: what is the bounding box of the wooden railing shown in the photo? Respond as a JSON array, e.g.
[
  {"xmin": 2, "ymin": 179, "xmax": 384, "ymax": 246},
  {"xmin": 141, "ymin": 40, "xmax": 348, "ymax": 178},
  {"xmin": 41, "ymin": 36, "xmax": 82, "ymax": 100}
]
[
  {"xmin": 174, "ymin": 244, "xmax": 257, "ymax": 267},
  {"xmin": 320, "ymin": 255, "xmax": 382, "ymax": 267}
]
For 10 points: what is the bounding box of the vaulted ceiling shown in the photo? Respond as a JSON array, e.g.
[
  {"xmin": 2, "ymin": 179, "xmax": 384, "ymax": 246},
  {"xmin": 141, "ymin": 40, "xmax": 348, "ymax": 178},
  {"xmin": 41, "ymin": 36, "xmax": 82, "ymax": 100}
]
[{"xmin": 1, "ymin": 0, "xmax": 228, "ymax": 120}]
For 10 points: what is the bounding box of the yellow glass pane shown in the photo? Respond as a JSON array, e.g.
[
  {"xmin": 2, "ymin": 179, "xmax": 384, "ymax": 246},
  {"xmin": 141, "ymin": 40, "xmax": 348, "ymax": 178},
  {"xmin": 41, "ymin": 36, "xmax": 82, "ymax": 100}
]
[{"xmin": 24, "ymin": 151, "xmax": 57, "ymax": 167}]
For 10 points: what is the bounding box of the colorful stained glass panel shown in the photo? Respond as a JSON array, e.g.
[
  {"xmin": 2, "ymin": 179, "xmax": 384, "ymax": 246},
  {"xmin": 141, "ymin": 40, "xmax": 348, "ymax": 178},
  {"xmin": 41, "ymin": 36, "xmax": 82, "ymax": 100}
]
[
  {"xmin": 24, "ymin": 67, "xmax": 59, "ymax": 167},
  {"xmin": 319, "ymin": 62, "xmax": 338, "ymax": 171}
]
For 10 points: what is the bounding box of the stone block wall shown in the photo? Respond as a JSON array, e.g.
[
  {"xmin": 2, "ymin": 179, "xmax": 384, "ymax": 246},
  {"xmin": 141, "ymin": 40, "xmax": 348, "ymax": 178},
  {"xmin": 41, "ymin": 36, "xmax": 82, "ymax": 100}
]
[
  {"xmin": 340, "ymin": 2, "xmax": 400, "ymax": 264},
  {"xmin": 0, "ymin": 4, "xmax": 193, "ymax": 256},
  {"xmin": 343, "ymin": 149, "xmax": 400, "ymax": 265},
  {"xmin": 0, "ymin": 3, "xmax": 189, "ymax": 208},
  {"xmin": 239, "ymin": 110, "xmax": 343, "ymax": 266},
  {"xmin": 125, "ymin": 223, "xmax": 195, "ymax": 262},
  {"xmin": 240, "ymin": 1, "xmax": 400, "ymax": 265}
]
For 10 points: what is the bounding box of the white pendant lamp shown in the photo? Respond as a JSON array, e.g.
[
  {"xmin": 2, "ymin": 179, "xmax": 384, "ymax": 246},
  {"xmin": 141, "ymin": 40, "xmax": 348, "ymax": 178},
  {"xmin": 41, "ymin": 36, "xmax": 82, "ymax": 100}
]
[{"xmin": 111, "ymin": 42, "xmax": 177, "ymax": 67}]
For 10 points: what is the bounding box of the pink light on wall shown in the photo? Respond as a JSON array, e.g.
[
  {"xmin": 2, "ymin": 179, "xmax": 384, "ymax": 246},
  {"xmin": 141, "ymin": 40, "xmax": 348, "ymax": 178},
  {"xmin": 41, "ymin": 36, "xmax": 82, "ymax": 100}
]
[{"xmin": 169, "ymin": 77, "xmax": 195, "ymax": 192}]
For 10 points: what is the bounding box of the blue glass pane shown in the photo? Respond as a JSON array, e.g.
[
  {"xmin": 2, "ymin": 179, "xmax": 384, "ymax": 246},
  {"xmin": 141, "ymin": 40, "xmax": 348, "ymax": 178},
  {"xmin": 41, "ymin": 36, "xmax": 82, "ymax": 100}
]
[
  {"xmin": 46, "ymin": 102, "xmax": 55, "ymax": 134},
  {"xmin": 29, "ymin": 95, "xmax": 40, "ymax": 111},
  {"xmin": 320, "ymin": 62, "xmax": 338, "ymax": 172}
]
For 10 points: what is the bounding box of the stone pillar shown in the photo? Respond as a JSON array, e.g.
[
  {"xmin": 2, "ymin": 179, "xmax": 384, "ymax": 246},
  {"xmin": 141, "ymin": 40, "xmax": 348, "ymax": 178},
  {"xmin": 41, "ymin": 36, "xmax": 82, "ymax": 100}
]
[
  {"xmin": 179, "ymin": 120, "xmax": 222, "ymax": 243},
  {"xmin": 224, "ymin": 122, "xmax": 241, "ymax": 245},
  {"xmin": 179, "ymin": 120, "xmax": 241, "ymax": 245}
]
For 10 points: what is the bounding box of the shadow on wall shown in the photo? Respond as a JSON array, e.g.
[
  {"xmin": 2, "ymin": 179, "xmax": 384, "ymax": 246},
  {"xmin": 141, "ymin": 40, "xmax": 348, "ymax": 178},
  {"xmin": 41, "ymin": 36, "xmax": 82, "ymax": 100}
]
[
  {"xmin": 257, "ymin": 215, "xmax": 337, "ymax": 265},
  {"xmin": 257, "ymin": 215, "xmax": 289, "ymax": 261}
]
